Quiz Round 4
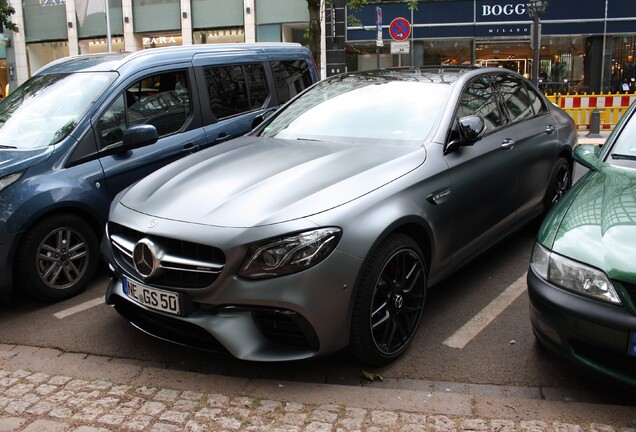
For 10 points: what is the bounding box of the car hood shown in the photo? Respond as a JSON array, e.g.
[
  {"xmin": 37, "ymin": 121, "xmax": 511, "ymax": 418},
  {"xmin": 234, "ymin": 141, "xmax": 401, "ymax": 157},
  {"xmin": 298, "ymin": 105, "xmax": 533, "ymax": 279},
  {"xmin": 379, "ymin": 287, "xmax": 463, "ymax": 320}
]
[
  {"xmin": 120, "ymin": 136, "xmax": 426, "ymax": 227},
  {"xmin": 552, "ymin": 168, "xmax": 636, "ymax": 280},
  {"xmin": 0, "ymin": 146, "xmax": 54, "ymax": 177}
]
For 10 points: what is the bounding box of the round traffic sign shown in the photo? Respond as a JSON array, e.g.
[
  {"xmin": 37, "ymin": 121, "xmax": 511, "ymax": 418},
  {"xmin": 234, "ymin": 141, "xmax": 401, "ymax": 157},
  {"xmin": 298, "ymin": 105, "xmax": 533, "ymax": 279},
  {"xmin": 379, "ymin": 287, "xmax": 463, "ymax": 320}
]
[{"xmin": 389, "ymin": 17, "xmax": 411, "ymax": 41}]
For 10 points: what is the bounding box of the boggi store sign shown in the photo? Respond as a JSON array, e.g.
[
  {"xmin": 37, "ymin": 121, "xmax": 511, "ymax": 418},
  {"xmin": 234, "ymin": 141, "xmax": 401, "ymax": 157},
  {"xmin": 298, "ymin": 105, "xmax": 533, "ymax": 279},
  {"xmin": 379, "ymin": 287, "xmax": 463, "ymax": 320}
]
[
  {"xmin": 480, "ymin": 3, "xmax": 527, "ymax": 19},
  {"xmin": 346, "ymin": 0, "xmax": 635, "ymax": 41}
]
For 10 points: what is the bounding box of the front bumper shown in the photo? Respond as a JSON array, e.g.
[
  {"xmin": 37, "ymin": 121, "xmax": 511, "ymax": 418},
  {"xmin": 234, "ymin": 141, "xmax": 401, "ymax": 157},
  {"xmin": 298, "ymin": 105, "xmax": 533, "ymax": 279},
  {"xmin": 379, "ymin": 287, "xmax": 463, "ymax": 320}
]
[
  {"xmin": 104, "ymin": 245, "xmax": 363, "ymax": 362},
  {"xmin": 0, "ymin": 229, "xmax": 21, "ymax": 296},
  {"xmin": 527, "ymin": 268, "xmax": 636, "ymax": 387}
]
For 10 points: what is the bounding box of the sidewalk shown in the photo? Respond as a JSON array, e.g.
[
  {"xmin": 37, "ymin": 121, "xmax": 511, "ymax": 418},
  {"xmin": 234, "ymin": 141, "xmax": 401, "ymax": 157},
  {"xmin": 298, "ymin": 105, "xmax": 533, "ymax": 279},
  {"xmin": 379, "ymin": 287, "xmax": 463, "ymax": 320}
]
[
  {"xmin": 577, "ymin": 130, "xmax": 609, "ymax": 146},
  {"xmin": 0, "ymin": 344, "xmax": 634, "ymax": 431}
]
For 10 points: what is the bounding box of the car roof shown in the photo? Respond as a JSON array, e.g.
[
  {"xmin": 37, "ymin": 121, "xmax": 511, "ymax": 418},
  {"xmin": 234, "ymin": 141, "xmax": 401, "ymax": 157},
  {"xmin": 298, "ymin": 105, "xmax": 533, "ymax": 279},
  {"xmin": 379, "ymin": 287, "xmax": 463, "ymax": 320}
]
[
  {"xmin": 336, "ymin": 66, "xmax": 523, "ymax": 85},
  {"xmin": 34, "ymin": 43, "xmax": 308, "ymax": 75}
]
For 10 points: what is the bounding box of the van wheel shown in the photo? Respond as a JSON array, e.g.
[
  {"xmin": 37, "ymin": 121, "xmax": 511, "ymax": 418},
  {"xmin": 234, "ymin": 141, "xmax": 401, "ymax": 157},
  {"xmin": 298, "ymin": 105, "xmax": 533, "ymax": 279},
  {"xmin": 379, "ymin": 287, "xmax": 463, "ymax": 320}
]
[
  {"xmin": 544, "ymin": 157, "xmax": 572, "ymax": 211},
  {"xmin": 16, "ymin": 214, "xmax": 98, "ymax": 302},
  {"xmin": 349, "ymin": 234, "xmax": 427, "ymax": 366}
]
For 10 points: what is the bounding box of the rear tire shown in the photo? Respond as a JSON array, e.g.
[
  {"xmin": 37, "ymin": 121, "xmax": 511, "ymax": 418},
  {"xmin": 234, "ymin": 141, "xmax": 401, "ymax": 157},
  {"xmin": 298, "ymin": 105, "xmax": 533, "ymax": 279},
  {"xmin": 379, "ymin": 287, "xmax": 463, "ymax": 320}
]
[
  {"xmin": 349, "ymin": 234, "xmax": 427, "ymax": 366},
  {"xmin": 543, "ymin": 157, "xmax": 572, "ymax": 212},
  {"xmin": 16, "ymin": 213, "xmax": 99, "ymax": 302}
]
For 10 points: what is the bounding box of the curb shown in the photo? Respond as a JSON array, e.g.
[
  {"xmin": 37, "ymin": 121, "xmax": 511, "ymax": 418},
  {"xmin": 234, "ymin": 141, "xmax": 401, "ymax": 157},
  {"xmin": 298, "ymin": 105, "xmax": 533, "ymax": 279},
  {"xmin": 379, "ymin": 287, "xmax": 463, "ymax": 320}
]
[{"xmin": 0, "ymin": 345, "xmax": 634, "ymax": 431}]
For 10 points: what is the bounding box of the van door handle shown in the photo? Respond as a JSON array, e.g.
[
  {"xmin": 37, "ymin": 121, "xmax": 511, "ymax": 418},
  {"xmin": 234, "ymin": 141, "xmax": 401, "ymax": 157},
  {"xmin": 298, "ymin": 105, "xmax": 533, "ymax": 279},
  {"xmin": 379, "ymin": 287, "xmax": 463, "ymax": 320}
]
[
  {"xmin": 215, "ymin": 133, "xmax": 233, "ymax": 144},
  {"xmin": 181, "ymin": 143, "xmax": 200, "ymax": 154},
  {"xmin": 501, "ymin": 138, "xmax": 516, "ymax": 149},
  {"xmin": 545, "ymin": 125, "xmax": 556, "ymax": 134}
]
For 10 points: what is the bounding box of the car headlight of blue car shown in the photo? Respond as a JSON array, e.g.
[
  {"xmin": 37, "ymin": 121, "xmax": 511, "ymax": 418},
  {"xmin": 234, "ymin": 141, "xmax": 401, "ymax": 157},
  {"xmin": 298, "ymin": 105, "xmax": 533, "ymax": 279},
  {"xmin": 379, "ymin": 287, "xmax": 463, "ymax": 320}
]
[
  {"xmin": 0, "ymin": 172, "xmax": 23, "ymax": 193},
  {"xmin": 531, "ymin": 243, "xmax": 621, "ymax": 305}
]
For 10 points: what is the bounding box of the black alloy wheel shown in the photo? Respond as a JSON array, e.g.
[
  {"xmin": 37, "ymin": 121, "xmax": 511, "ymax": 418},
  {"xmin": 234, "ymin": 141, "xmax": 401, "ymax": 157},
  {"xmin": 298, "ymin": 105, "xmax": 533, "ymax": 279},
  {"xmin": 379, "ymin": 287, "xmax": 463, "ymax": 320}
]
[
  {"xmin": 544, "ymin": 157, "xmax": 572, "ymax": 210},
  {"xmin": 350, "ymin": 234, "xmax": 427, "ymax": 366}
]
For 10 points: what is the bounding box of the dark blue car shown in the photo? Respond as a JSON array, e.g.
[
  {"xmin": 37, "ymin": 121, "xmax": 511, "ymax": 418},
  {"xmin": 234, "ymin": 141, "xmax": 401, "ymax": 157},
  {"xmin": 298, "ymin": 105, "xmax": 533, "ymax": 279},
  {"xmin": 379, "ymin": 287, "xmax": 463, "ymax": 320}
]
[{"xmin": 0, "ymin": 43, "xmax": 318, "ymax": 302}]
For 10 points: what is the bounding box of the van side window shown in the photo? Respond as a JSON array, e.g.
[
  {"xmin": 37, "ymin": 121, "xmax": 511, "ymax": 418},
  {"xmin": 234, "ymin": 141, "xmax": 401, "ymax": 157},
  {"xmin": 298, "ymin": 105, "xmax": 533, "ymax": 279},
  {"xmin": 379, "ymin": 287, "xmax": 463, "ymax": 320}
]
[
  {"xmin": 271, "ymin": 60, "xmax": 313, "ymax": 104},
  {"xmin": 96, "ymin": 71, "xmax": 190, "ymax": 149},
  {"xmin": 203, "ymin": 63, "xmax": 268, "ymax": 120}
]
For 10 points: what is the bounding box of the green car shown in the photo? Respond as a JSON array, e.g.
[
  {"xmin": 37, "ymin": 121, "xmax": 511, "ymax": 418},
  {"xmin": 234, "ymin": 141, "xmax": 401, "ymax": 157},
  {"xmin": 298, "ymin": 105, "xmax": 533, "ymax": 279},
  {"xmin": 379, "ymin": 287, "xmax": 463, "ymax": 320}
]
[{"xmin": 528, "ymin": 103, "xmax": 636, "ymax": 387}]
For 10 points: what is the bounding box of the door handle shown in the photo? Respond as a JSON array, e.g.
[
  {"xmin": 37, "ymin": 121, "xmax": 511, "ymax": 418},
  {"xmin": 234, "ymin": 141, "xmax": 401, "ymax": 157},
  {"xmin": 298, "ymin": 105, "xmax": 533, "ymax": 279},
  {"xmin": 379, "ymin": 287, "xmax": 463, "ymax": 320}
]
[
  {"xmin": 180, "ymin": 143, "xmax": 200, "ymax": 154},
  {"xmin": 215, "ymin": 133, "xmax": 233, "ymax": 144},
  {"xmin": 501, "ymin": 138, "xmax": 516, "ymax": 149},
  {"xmin": 545, "ymin": 125, "xmax": 556, "ymax": 134}
]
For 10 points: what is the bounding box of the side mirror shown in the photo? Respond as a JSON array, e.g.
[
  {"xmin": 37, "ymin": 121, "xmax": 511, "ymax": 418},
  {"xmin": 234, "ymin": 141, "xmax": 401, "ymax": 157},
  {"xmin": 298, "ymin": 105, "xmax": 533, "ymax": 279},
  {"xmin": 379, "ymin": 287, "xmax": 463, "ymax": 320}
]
[
  {"xmin": 446, "ymin": 115, "xmax": 486, "ymax": 154},
  {"xmin": 573, "ymin": 144, "xmax": 602, "ymax": 171},
  {"xmin": 122, "ymin": 124, "xmax": 159, "ymax": 150},
  {"xmin": 251, "ymin": 109, "xmax": 276, "ymax": 130}
]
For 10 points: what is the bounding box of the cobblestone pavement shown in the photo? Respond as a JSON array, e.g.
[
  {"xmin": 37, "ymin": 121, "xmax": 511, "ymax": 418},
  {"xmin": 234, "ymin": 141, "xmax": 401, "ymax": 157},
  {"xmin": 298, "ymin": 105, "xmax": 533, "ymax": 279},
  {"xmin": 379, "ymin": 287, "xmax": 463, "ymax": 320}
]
[{"xmin": 0, "ymin": 345, "xmax": 634, "ymax": 431}]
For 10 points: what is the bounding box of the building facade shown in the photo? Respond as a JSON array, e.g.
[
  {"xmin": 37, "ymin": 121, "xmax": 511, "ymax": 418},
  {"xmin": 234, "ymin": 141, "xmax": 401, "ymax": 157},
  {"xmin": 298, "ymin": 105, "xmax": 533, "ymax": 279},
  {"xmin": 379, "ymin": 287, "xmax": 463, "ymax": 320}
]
[
  {"xmin": 326, "ymin": 0, "xmax": 636, "ymax": 94},
  {"xmin": 1, "ymin": 1, "xmax": 635, "ymax": 96},
  {"xmin": 0, "ymin": 0, "xmax": 314, "ymax": 96}
]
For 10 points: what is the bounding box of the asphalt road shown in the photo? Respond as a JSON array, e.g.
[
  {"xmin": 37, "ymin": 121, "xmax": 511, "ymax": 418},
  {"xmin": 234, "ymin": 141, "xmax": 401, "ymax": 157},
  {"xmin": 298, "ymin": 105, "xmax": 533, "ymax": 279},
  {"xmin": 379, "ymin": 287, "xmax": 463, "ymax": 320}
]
[
  {"xmin": 0, "ymin": 164, "xmax": 632, "ymax": 405},
  {"xmin": 0, "ymin": 225, "xmax": 556, "ymax": 384}
]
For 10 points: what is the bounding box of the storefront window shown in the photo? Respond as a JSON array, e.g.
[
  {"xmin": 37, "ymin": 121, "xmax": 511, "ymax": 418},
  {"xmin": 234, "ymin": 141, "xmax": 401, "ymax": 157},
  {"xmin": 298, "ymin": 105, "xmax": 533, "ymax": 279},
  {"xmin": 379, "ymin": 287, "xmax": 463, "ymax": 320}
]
[
  {"xmin": 345, "ymin": 39, "xmax": 472, "ymax": 72},
  {"xmin": 610, "ymin": 36, "xmax": 636, "ymax": 93},
  {"xmin": 79, "ymin": 38, "xmax": 125, "ymax": 55},
  {"xmin": 192, "ymin": 0, "xmax": 243, "ymax": 29},
  {"xmin": 23, "ymin": 0, "xmax": 66, "ymax": 42},
  {"xmin": 133, "ymin": 0, "xmax": 180, "ymax": 33},
  {"xmin": 27, "ymin": 42, "xmax": 70, "ymax": 76},
  {"xmin": 76, "ymin": 0, "xmax": 124, "ymax": 39},
  {"xmin": 193, "ymin": 28, "xmax": 245, "ymax": 44}
]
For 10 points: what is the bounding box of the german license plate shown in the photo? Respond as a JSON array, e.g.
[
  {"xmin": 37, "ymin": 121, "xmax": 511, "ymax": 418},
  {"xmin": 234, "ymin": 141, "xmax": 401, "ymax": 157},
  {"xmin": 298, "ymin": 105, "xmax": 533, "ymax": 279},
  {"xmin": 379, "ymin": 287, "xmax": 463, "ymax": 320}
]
[
  {"xmin": 629, "ymin": 332, "xmax": 636, "ymax": 357},
  {"xmin": 123, "ymin": 276, "xmax": 181, "ymax": 315}
]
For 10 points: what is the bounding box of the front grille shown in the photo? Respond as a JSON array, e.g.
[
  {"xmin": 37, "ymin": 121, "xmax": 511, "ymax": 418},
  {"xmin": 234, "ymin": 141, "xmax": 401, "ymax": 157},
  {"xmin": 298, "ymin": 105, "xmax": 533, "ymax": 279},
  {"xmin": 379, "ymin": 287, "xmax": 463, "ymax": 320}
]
[
  {"xmin": 109, "ymin": 222, "xmax": 225, "ymax": 289},
  {"xmin": 114, "ymin": 298, "xmax": 227, "ymax": 353}
]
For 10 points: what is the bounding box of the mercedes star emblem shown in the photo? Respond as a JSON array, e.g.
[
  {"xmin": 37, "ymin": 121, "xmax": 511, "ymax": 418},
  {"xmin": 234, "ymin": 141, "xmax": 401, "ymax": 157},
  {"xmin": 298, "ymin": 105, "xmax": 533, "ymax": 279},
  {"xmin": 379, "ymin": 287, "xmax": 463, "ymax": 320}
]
[{"xmin": 133, "ymin": 238, "xmax": 159, "ymax": 278}]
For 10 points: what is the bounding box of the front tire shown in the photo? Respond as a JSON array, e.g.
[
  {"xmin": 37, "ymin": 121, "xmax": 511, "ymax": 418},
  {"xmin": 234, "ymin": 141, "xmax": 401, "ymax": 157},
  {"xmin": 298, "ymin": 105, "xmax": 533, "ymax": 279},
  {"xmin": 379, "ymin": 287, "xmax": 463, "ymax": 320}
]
[
  {"xmin": 16, "ymin": 213, "xmax": 99, "ymax": 302},
  {"xmin": 349, "ymin": 234, "xmax": 427, "ymax": 366}
]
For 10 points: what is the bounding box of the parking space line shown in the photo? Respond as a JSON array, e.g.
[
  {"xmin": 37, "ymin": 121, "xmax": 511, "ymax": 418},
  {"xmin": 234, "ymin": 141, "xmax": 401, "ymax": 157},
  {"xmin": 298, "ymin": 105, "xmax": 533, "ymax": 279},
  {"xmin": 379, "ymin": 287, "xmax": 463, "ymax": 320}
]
[
  {"xmin": 54, "ymin": 297, "xmax": 105, "ymax": 319},
  {"xmin": 443, "ymin": 273, "xmax": 527, "ymax": 349}
]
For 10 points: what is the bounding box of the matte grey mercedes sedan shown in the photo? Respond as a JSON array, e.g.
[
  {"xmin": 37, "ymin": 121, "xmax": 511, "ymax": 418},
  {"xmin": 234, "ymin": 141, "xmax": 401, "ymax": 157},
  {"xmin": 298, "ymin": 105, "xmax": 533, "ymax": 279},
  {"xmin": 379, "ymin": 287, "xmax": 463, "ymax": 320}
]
[{"xmin": 101, "ymin": 67, "xmax": 576, "ymax": 365}]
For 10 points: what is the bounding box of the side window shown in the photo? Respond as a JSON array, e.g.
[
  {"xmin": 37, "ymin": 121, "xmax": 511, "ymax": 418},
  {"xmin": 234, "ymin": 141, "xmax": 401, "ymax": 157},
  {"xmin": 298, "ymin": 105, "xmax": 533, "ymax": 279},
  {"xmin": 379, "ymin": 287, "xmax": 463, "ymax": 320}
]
[
  {"xmin": 203, "ymin": 63, "xmax": 269, "ymax": 120},
  {"xmin": 525, "ymin": 83, "xmax": 548, "ymax": 115},
  {"xmin": 96, "ymin": 71, "xmax": 191, "ymax": 149},
  {"xmin": 456, "ymin": 77, "xmax": 504, "ymax": 133},
  {"xmin": 245, "ymin": 63, "xmax": 268, "ymax": 108},
  {"xmin": 271, "ymin": 60, "xmax": 313, "ymax": 104},
  {"xmin": 495, "ymin": 75, "xmax": 534, "ymax": 122},
  {"xmin": 96, "ymin": 94, "xmax": 126, "ymax": 148}
]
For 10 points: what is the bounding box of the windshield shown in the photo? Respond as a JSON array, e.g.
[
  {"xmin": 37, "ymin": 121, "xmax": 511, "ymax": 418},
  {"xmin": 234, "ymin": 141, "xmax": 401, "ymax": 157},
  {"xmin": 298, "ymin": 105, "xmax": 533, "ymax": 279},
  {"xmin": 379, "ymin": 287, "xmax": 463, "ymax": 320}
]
[
  {"xmin": 260, "ymin": 75, "xmax": 449, "ymax": 145},
  {"xmin": 0, "ymin": 72, "xmax": 116, "ymax": 149},
  {"xmin": 608, "ymin": 109, "xmax": 636, "ymax": 168}
]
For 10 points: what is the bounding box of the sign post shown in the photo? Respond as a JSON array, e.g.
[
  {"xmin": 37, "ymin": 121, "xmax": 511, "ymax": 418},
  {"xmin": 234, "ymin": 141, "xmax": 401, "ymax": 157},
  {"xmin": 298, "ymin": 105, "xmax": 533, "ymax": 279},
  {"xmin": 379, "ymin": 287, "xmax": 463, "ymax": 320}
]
[
  {"xmin": 376, "ymin": 7, "xmax": 383, "ymax": 69},
  {"xmin": 389, "ymin": 17, "xmax": 411, "ymax": 67}
]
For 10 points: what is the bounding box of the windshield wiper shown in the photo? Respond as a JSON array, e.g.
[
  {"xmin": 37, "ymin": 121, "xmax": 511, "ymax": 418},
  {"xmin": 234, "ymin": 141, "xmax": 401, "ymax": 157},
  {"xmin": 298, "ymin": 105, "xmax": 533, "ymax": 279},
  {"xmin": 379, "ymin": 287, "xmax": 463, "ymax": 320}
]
[
  {"xmin": 0, "ymin": 145, "xmax": 17, "ymax": 149},
  {"xmin": 611, "ymin": 153, "xmax": 636, "ymax": 161}
]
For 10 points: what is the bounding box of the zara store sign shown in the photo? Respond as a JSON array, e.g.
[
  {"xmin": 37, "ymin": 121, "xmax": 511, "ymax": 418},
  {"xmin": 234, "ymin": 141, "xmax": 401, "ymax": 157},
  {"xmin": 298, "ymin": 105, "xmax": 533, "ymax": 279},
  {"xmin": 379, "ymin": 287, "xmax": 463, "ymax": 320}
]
[{"xmin": 142, "ymin": 36, "xmax": 178, "ymax": 46}]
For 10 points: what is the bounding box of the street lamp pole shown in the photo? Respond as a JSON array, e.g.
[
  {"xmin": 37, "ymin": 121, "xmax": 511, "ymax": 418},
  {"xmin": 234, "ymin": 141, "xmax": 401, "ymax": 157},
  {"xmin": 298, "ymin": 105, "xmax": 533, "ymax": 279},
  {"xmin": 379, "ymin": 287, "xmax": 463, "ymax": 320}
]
[{"xmin": 527, "ymin": 0, "xmax": 548, "ymax": 86}]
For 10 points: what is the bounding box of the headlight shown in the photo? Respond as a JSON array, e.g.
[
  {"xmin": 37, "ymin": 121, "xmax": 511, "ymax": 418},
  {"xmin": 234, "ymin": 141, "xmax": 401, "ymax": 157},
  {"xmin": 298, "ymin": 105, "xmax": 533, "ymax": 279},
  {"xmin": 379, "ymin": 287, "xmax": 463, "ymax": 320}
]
[
  {"xmin": 239, "ymin": 227, "xmax": 342, "ymax": 279},
  {"xmin": 531, "ymin": 243, "xmax": 621, "ymax": 305},
  {"xmin": 0, "ymin": 172, "xmax": 23, "ymax": 193}
]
